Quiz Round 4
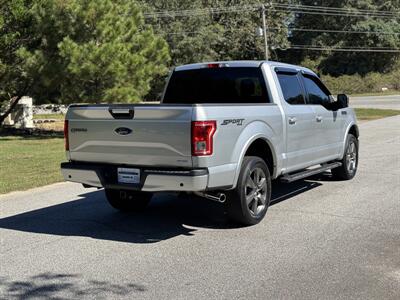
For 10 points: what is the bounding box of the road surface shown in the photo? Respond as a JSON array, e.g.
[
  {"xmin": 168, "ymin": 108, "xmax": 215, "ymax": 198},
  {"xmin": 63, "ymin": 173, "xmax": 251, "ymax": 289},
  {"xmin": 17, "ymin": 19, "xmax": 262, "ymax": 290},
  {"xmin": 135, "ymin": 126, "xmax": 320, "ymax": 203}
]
[
  {"xmin": 1, "ymin": 116, "xmax": 399, "ymax": 299},
  {"xmin": 351, "ymin": 95, "xmax": 400, "ymax": 110}
]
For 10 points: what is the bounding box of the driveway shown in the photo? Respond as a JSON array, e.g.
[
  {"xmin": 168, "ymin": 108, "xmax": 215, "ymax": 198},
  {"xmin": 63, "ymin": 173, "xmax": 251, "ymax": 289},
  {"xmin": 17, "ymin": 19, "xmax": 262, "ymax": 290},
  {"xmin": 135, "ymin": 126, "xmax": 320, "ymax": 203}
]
[
  {"xmin": 1, "ymin": 116, "xmax": 399, "ymax": 299},
  {"xmin": 351, "ymin": 95, "xmax": 400, "ymax": 110}
]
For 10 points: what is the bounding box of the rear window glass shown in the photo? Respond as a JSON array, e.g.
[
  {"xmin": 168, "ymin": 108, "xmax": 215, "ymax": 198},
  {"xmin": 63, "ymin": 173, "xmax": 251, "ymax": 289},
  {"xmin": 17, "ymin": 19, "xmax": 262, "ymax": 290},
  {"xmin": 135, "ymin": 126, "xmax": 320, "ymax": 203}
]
[
  {"xmin": 276, "ymin": 73, "xmax": 305, "ymax": 105},
  {"xmin": 163, "ymin": 67, "xmax": 269, "ymax": 104}
]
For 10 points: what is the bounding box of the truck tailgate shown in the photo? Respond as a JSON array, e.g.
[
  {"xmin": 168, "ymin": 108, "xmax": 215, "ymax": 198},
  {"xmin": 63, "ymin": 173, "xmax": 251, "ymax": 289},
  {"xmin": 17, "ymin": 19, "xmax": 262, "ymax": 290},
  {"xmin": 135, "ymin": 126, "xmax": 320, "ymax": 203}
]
[{"xmin": 66, "ymin": 105, "xmax": 193, "ymax": 168}]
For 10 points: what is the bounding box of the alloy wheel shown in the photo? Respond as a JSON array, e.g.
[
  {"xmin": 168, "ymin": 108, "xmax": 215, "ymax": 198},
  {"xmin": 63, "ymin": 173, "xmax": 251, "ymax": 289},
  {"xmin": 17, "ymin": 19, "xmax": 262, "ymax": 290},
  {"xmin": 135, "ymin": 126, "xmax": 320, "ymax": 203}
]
[{"xmin": 245, "ymin": 167, "xmax": 268, "ymax": 216}]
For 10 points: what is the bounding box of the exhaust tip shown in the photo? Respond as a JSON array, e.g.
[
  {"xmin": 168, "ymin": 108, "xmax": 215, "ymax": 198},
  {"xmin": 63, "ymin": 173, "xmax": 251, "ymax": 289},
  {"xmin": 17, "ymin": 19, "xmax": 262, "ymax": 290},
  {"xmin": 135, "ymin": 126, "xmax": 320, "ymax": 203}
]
[{"xmin": 218, "ymin": 193, "xmax": 226, "ymax": 203}]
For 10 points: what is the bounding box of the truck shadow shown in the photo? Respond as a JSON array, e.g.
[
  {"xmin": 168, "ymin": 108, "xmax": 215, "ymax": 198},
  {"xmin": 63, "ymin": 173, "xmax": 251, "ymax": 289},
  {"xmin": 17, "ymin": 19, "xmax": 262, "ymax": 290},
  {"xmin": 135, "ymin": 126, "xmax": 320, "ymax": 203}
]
[{"xmin": 0, "ymin": 178, "xmax": 324, "ymax": 244}]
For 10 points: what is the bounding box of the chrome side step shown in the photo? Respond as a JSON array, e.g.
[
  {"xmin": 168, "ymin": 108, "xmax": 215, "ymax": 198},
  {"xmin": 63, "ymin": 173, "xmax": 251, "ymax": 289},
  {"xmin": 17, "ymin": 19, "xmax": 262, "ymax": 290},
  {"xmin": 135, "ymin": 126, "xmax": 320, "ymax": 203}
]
[{"xmin": 281, "ymin": 162, "xmax": 342, "ymax": 183}]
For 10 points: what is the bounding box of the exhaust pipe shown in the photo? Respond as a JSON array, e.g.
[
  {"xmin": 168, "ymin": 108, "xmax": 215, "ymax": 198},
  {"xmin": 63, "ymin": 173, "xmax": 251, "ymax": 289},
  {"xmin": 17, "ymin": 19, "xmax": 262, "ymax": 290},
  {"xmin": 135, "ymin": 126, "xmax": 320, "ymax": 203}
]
[{"xmin": 194, "ymin": 192, "xmax": 226, "ymax": 203}]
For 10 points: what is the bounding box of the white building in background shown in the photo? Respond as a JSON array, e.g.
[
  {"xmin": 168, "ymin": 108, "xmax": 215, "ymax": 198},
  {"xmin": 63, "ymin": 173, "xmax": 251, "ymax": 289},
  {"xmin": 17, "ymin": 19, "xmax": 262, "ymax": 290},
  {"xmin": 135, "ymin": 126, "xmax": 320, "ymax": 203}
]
[{"xmin": 3, "ymin": 96, "xmax": 34, "ymax": 129}]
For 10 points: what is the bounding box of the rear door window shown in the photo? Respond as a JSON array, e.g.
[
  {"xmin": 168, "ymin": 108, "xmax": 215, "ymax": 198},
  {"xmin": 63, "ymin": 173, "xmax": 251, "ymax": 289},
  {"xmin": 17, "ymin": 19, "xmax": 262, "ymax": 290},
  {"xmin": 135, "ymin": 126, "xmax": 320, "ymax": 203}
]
[
  {"xmin": 276, "ymin": 72, "xmax": 306, "ymax": 105},
  {"xmin": 163, "ymin": 67, "xmax": 269, "ymax": 104}
]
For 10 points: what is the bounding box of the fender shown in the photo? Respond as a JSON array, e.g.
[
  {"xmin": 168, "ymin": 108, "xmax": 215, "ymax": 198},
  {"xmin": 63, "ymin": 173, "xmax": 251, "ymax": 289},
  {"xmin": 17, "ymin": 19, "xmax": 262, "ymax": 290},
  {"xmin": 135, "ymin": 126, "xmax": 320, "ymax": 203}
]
[
  {"xmin": 230, "ymin": 120, "xmax": 281, "ymax": 189},
  {"xmin": 340, "ymin": 122, "xmax": 359, "ymax": 158}
]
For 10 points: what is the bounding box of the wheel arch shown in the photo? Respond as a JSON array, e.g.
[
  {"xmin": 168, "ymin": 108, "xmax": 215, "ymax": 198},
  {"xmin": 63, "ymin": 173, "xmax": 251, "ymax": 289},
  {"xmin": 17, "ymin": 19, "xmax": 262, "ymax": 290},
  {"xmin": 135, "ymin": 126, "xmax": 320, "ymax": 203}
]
[
  {"xmin": 232, "ymin": 134, "xmax": 278, "ymax": 189},
  {"xmin": 348, "ymin": 124, "xmax": 359, "ymax": 138},
  {"xmin": 340, "ymin": 122, "xmax": 359, "ymax": 158}
]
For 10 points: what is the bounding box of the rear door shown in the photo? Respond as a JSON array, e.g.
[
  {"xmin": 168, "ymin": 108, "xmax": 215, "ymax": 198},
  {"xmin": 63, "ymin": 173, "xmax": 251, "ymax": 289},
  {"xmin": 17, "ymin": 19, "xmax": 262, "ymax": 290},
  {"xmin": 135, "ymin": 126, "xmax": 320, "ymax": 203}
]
[
  {"xmin": 67, "ymin": 105, "xmax": 193, "ymax": 168},
  {"xmin": 275, "ymin": 68, "xmax": 317, "ymax": 172}
]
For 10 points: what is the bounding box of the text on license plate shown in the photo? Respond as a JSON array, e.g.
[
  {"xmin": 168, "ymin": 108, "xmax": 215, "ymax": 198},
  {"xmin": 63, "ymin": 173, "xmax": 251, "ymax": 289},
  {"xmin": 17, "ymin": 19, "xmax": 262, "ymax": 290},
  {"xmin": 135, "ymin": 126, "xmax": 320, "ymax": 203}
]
[{"xmin": 117, "ymin": 168, "xmax": 140, "ymax": 184}]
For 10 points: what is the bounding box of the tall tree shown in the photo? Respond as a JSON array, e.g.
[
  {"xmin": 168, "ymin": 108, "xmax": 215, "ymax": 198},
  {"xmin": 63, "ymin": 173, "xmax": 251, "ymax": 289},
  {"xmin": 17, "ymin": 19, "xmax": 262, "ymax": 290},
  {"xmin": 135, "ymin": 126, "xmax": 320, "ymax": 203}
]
[
  {"xmin": 141, "ymin": 0, "xmax": 292, "ymax": 99},
  {"xmin": 0, "ymin": 0, "xmax": 169, "ymax": 125},
  {"xmin": 287, "ymin": 0, "xmax": 400, "ymax": 75},
  {"xmin": 0, "ymin": 0, "xmax": 36, "ymax": 124}
]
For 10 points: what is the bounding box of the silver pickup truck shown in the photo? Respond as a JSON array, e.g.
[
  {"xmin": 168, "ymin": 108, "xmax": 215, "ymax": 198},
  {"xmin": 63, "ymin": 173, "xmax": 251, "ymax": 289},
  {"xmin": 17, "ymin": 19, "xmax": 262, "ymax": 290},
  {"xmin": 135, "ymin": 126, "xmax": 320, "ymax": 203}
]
[{"xmin": 61, "ymin": 60, "xmax": 359, "ymax": 225}]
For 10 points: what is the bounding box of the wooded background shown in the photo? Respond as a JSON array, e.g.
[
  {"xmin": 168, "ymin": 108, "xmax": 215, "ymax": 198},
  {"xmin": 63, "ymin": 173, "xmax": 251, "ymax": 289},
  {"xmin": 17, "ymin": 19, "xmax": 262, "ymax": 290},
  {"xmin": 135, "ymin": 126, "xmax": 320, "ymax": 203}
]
[{"xmin": 1, "ymin": 0, "xmax": 400, "ymax": 124}]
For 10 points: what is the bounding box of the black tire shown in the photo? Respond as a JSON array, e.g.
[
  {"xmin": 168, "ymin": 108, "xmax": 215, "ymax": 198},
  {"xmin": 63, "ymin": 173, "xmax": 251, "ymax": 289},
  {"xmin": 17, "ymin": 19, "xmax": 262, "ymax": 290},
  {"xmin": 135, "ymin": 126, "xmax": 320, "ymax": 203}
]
[
  {"xmin": 225, "ymin": 156, "xmax": 271, "ymax": 226},
  {"xmin": 104, "ymin": 189, "xmax": 153, "ymax": 211},
  {"xmin": 331, "ymin": 134, "xmax": 359, "ymax": 180}
]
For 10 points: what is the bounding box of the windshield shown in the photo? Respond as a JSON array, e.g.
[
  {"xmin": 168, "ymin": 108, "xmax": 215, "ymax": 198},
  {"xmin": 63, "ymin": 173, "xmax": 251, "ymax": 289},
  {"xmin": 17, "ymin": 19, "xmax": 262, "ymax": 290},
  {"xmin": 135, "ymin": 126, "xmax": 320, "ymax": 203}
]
[{"xmin": 163, "ymin": 67, "xmax": 269, "ymax": 104}]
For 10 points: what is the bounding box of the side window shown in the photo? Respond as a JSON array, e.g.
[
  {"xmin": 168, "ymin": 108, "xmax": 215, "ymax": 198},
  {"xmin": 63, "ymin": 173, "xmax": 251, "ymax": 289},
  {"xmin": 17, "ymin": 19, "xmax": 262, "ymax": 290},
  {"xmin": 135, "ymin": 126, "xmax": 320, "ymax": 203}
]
[
  {"xmin": 303, "ymin": 75, "xmax": 331, "ymax": 106},
  {"xmin": 276, "ymin": 73, "xmax": 305, "ymax": 105}
]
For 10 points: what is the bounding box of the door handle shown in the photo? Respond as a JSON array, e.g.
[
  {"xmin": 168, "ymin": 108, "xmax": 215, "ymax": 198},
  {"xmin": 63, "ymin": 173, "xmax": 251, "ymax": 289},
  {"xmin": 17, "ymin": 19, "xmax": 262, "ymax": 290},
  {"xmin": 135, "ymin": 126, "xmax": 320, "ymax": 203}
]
[
  {"xmin": 108, "ymin": 107, "xmax": 135, "ymax": 119},
  {"xmin": 316, "ymin": 116, "xmax": 323, "ymax": 122},
  {"xmin": 288, "ymin": 117, "xmax": 297, "ymax": 125}
]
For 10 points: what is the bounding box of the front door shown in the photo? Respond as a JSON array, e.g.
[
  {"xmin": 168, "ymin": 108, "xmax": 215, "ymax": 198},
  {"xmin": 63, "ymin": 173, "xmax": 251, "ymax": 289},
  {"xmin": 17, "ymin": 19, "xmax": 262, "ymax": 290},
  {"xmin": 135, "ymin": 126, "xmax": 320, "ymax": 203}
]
[
  {"xmin": 301, "ymin": 73, "xmax": 344, "ymax": 162},
  {"xmin": 275, "ymin": 69, "xmax": 318, "ymax": 173}
]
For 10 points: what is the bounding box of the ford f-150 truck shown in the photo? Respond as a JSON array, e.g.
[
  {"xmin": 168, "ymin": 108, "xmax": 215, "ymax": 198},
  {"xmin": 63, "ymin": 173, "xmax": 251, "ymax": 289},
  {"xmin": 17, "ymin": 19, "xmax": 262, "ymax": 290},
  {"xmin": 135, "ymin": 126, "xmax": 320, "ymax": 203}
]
[{"xmin": 61, "ymin": 60, "xmax": 359, "ymax": 225}]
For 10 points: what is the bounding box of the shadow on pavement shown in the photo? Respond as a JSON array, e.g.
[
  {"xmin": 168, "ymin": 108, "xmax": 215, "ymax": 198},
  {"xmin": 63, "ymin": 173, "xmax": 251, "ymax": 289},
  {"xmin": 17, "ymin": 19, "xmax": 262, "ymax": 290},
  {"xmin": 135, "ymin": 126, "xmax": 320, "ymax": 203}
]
[
  {"xmin": 0, "ymin": 272, "xmax": 146, "ymax": 299},
  {"xmin": 0, "ymin": 177, "xmax": 324, "ymax": 244}
]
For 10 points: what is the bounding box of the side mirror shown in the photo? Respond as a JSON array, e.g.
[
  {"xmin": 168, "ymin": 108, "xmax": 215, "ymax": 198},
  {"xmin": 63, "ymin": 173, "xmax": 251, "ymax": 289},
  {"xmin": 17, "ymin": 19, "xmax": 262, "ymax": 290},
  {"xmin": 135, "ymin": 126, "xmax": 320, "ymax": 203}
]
[{"xmin": 337, "ymin": 94, "xmax": 349, "ymax": 108}]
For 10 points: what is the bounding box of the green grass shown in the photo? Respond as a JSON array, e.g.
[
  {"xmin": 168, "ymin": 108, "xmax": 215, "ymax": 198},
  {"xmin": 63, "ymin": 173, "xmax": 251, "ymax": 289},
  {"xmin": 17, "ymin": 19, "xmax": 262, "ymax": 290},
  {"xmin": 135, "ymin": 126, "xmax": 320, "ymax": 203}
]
[
  {"xmin": 33, "ymin": 114, "xmax": 65, "ymax": 120},
  {"xmin": 355, "ymin": 108, "xmax": 400, "ymax": 121},
  {"xmin": 0, "ymin": 136, "xmax": 65, "ymax": 194}
]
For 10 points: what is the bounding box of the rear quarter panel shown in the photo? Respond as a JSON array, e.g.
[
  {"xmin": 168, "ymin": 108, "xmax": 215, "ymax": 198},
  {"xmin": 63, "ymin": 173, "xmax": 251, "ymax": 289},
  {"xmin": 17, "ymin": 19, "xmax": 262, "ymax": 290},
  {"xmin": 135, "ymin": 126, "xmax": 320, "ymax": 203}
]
[{"xmin": 192, "ymin": 104, "xmax": 284, "ymax": 188}]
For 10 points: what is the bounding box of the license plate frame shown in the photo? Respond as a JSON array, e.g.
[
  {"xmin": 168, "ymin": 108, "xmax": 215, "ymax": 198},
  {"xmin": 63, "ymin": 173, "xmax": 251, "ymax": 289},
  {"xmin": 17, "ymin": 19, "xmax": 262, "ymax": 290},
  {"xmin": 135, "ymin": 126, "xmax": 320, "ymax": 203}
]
[{"xmin": 117, "ymin": 168, "xmax": 140, "ymax": 184}]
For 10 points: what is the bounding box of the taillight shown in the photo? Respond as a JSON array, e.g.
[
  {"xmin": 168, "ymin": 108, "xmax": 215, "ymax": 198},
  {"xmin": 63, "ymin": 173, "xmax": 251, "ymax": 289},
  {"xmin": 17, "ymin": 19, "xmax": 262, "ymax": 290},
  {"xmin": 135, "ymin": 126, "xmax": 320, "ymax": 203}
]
[
  {"xmin": 207, "ymin": 63, "xmax": 220, "ymax": 68},
  {"xmin": 64, "ymin": 120, "xmax": 69, "ymax": 151},
  {"xmin": 206, "ymin": 63, "xmax": 229, "ymax": 68},
  {"xmin": 191, "ymin": 121, "xmax": 216, "ymax": 156}
]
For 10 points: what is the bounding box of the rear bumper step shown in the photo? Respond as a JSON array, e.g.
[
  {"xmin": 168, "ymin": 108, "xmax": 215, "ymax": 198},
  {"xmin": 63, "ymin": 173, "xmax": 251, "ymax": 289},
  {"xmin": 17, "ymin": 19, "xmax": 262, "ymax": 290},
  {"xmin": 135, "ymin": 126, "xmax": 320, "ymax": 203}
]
[
  {"xmin": 61, "ymin": 162, "xmax": 208, "ymax": 192},
  {"xmin": 281, "ymin": 162, "xmax": 342, "ymax": 183}
]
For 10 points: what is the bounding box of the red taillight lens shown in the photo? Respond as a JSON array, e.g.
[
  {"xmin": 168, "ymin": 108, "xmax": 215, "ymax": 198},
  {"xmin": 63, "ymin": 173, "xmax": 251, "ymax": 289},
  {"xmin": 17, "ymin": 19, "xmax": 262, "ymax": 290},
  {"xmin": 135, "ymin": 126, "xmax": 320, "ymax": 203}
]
[
  {"xmin": 207, "ymin": 63, "xmax": 220, "ymax": 68},
  {"xmin": 191, "ymin": 121, "xmax": 216, "ymax": 156},
  {"xmin": 64, "ymin": 120, "xmax": 69, "ymax": 151}
]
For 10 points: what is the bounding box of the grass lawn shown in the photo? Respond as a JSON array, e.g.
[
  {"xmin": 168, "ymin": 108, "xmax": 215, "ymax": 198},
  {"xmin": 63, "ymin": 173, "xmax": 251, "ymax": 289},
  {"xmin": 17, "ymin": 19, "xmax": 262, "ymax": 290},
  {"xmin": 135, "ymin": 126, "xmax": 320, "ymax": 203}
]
[
  {"xmin": 354, "ymin": 108, "xmax": 400, "ymax": 121},
  {"xmin": 0, "ymin": 136, "xmax": 65, "ymax": 194},
  {"xmin": 33, "ymin": 114, "xmax": 65, "ymax": 120}
]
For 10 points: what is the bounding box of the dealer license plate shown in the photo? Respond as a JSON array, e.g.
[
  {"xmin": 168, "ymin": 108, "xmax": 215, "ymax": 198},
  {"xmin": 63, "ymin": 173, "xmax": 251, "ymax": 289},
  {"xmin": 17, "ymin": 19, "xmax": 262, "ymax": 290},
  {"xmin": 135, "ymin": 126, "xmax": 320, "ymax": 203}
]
[{"xmin": 117, "ymin": 168, "xmax": 140, "ymax": 184}]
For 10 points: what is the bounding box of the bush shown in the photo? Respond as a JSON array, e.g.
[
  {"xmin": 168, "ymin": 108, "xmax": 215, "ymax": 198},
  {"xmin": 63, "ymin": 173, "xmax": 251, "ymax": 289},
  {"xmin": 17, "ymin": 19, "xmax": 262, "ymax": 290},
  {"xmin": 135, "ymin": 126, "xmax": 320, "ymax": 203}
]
[
  {"xmin": 321, "ymin": 71, "xmax": 399, "ymax": 95},
  {"xmin": 301, "ymin": 58, "xmax": 400, "ymax": 95}
]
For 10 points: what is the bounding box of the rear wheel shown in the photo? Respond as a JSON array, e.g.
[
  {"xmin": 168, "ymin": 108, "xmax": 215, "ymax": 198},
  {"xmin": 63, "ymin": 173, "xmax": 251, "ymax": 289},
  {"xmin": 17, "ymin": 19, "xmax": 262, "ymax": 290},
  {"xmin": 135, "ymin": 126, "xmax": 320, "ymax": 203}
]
[
  {"xmin": 105, "ymin": 189, "xmax": 153, "ymax": 211},
  {"xmin": 332, "ymin": 134, "xmax": 359, "ymax": 180},
  {"xmin": 226, "ymin": 156, "xmax": 271, "ymax": 226}
]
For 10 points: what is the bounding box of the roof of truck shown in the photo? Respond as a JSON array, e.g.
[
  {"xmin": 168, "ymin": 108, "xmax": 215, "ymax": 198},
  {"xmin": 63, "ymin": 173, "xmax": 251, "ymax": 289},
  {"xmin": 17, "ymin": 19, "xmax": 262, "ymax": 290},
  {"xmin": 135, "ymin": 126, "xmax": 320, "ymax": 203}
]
[{"xmin": 174, "ymin": 60, "xmax": 317, "ymax": 76}]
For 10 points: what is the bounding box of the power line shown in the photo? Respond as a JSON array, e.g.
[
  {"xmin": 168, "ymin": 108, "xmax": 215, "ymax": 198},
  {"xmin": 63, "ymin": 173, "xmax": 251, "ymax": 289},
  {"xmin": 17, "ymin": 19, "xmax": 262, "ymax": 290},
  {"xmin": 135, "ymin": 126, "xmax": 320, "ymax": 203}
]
[
  {"xmin": 270, "ymin": 8, "xmax": 399, "ymax": 19},
  {"xmin": 286, "ymin": 28, "xmax": 400, "ymax": 35},
  {"xmin": 159, "ymin": 28, "xmax": 400, "ymax": 36},
  {"xmin": 272, "ymin": 3, "xmax": 399, "ymax": 17},
  {"xmin": 144, "ymin": 4, "xmax": 400, "ymax": 56},
  {"xmin": 143, "ymin": 3, "xmax": 400, "ymax": 19},
  {"xmin": 144, "ymin": 5, "xmax": 398, "ymax": 17},
  {"xmin": 287, "ymin": 45, "xmax": 400, "ymax": 52}
]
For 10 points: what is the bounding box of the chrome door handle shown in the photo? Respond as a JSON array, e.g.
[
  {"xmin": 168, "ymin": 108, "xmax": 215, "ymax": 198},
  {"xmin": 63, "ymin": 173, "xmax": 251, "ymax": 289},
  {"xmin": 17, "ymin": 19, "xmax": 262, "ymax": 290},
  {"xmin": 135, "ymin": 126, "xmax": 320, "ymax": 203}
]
[
  {"xmin": 316, "ymin": 116, "xmax": 323, "ymax": 122},
  {"xmin": 288, "ymin": 117, "xmax": 297, "ymax": 125}
]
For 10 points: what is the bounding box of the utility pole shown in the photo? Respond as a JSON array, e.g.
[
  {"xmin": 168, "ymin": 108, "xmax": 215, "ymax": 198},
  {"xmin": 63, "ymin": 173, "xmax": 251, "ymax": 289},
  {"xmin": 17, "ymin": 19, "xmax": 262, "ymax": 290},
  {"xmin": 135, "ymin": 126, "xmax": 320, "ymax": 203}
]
[{"xmin": 261, "ymin": 4, "xmax": 269, "ymax": 61}]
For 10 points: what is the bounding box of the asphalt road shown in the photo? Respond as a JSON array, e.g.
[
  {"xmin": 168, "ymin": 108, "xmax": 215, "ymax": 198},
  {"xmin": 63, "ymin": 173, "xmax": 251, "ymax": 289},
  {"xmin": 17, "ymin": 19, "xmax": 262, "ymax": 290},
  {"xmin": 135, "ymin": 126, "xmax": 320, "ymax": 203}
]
[
  {"xmin": 1, "ymin": 116, "xmax": 399, "ymax": 299},
  {"xmin": 350, "ymin": 95, "xmax": 400, "ymax": 110}
]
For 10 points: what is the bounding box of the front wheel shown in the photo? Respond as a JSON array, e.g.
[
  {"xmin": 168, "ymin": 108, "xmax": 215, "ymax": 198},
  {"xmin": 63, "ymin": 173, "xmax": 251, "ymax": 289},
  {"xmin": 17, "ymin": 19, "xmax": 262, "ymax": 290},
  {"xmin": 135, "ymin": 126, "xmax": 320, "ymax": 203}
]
[
  {"xmin": 104, "ymin": 189, "xmax": 153, "ymax": 211},
  {"xmin": 225, "ymin": 156, "xmax": 271, "ymax": 226},
  {"xmin": 332, "ymin": 134, "xmax": 359, "ymax": 180}
]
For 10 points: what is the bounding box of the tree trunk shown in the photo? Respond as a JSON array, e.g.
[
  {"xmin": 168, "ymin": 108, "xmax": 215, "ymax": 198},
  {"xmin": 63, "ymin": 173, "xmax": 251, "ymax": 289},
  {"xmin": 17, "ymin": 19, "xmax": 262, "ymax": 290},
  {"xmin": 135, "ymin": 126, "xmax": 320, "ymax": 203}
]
[{"xmin": 0, "ymin": 96, "xmax": 23, "ymax": 126}]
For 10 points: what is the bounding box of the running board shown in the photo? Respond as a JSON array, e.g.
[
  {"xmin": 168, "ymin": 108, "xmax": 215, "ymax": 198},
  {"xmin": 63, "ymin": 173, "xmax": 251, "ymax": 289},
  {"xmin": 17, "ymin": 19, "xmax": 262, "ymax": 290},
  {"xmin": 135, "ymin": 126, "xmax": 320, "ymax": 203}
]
[{"xmin": 281, "ymin": 162, "xmax": 342, "ymax": 183}]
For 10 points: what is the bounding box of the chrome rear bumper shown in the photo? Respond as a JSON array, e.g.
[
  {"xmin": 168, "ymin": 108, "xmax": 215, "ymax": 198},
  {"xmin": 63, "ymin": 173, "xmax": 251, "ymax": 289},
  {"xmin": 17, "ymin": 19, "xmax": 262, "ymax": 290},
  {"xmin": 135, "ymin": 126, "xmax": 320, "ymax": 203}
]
[{"xmin": 61, "ymin": 162, "xmax": 208, "ymax": 192}]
